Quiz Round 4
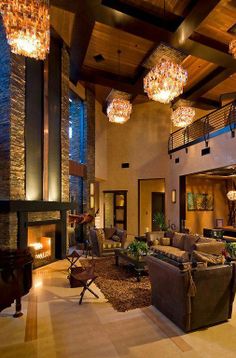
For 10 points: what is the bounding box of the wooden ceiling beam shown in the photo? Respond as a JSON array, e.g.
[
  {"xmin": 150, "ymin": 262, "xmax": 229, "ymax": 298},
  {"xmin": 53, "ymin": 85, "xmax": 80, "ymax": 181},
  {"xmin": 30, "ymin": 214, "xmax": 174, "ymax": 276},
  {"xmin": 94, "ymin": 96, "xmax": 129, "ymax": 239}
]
[
  {"xmin": 79, "ymin": 67, "xmax": 143, "ymax": 95},
  {"xmin": 50, "ymin": 0, "xmax": 78, "ymax": 13},
  {"xmin": 101, "ymin": 0, "xmax": 183, "ymax": 32},
  {"xmin": 182, "ymin": 67, "xmax": 236, "ymax": 101}
]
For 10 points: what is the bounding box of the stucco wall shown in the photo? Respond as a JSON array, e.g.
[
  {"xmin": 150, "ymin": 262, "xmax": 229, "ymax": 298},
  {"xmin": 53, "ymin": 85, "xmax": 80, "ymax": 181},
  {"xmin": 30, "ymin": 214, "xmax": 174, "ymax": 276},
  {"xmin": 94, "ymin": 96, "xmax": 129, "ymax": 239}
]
[
  {"xmin": 95, "ymin": 101, "xmax": 108, "ymax": 181},
  {"xmin": 100, "ymin": 101, "xmax": 171, "ymax": 235}
]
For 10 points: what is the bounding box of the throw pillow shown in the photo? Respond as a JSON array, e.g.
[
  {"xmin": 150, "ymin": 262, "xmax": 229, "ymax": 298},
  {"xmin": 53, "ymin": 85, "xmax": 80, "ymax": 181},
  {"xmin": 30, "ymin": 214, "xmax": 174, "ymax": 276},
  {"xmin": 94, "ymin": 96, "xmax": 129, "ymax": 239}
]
[
  {"xmin": 96, "ymin": 229, "xmax": 105, "ymax": 242},
  {"xmin": 104, "ymin": 227, "xmax": 116, "ymax": 240},
  {"xmin": 111, "ymin": 234, "xmax": 121, "ymax": 242},
  {"xmin": 191, "ymin": 250, "xmax": 225, "ymax": 266},
  {"xmin": 160, "ymin": 237, "xmax": 170, "ymax": 246},
  {"xmin": 172, "ymin": 233, "xmax": 185, "ymax": 250},
  {"xmin": 183, "ymin": 234, "xmax": 200, "ymax": 253},
  {"xmin": 115, "ymin": 229, "xmax": 124, "ymax": 241}
]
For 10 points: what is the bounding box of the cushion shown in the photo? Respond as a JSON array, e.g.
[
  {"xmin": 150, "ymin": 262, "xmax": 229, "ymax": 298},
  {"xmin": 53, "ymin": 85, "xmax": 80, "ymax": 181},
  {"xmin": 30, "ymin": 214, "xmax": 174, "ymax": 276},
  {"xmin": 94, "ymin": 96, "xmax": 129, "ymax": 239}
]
[
  {"xmin": 172, "ymin": 233, "xmax": 185, "ymax": 250},
  {"xmin": 194, "ymin": 241, "xmax": 225, "ymax": 255},
  {"xmin": 183, "ymin": 234, "xmax": 200, "ymax": 253},
  {"xmin": 198, "ymin": 237, "xmax": 215, "ymax": 244},
  {"xmin": 96, "ymin": 229, "xmax": 105, "ymax": 242},
  {"xmin": 146, "ymin": 231, "xmax": 164, "ymax": 244},
  {"xmin": 115, "ymin": 229, "xmax": 125, "ymax": 241},
  {"xmin": 102, "ymin": 240, "xmax": 121, "ymax": 249},
  {"xmin": 104, "ymin": 227, "xmax": 116, "ymax": 240},
  {"xmin": 111, "ymin": 234, "xmax": 121, "ymax": 242},
  {"xmin": 152, "ymin": 245, "xmax": 189, "ymax": 263},
  {"xmin": 160, "ymin": 237, "xmax": 170, "ymax": 246},
  {"xmin": 191, "ymin": 250, "xmax": 225, "ymax": 266}
]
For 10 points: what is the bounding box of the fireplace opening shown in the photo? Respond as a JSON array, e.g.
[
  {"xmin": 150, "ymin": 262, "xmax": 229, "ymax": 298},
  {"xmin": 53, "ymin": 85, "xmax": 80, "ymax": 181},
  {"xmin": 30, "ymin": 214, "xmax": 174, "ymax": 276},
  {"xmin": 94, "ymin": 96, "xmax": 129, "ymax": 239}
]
[{"xmin": 28, "ymin": 224, "xmax": 57, "ymax": 268}]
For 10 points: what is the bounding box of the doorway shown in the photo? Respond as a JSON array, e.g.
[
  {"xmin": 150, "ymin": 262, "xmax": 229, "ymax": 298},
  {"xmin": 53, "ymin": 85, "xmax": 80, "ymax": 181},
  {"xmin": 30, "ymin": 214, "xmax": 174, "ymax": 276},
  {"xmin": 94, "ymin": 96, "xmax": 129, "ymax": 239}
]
[
  {"xmin": 104, "ymin": 191, "xmax": 127, "ymax": 230},
  {"xmin": 139, "ymin": 179, "xmax": 165, "ymax": 235}
]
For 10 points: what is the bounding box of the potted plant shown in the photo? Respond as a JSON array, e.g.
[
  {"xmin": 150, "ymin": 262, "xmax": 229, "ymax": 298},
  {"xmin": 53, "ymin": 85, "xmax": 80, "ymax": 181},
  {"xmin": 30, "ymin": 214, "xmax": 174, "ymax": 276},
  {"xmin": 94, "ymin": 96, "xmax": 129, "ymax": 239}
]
[
  {"xmin": 128, "ymin": 240, "xmax": 149, "ymax": 258},
  {"xmin": 153, "ymin": 212, "xmax": 168, "ymax": 231},
  {"xmin": 225, "ymin": 242, "xmax": 236, "ymax": 260}
]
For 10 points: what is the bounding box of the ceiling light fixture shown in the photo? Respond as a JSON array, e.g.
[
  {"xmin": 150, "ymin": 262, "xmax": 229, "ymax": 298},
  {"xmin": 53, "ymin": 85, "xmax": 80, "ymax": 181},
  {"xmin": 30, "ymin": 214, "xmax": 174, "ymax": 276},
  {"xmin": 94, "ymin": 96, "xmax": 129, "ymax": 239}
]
[
  {"xmin": 107, "ymin": 98, "xmax": 132, "ymax": 124},
  {"xmin": 171, "ymin": 106, "xmax": 195, "ymax": 128},
  {"xmin": 229, "ymin": 39, "xmax": 236, "ymax": 59},
  {"xmin": 0, "ymin": 0, "xmax": 50, "ymax": 60},
  {"xmin": 143, "ymin": 58, "xmax": 188, "ymax": 104}
]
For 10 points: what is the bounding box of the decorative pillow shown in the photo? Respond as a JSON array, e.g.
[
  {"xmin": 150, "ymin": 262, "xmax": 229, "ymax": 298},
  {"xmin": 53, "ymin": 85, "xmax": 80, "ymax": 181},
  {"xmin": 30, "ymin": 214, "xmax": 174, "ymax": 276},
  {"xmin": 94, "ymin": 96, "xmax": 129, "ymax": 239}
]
[
  {"xmin": 111, "ymin": 234, "xmax": 121, "ymax": 242},
  {"xmin": 96, "ymin": 229, "xmax": 105, "ymax": 242},
  {"xmin": 115, "ymin": 229, "xmax": 125, "ymax": 241},
  {"xmin": 172, "ymin": 233, "xmax": 185, "ymax": 250},
  {"xmin": 191, "ymin": 250, "xmax": 225, "ymax": 266},
  {"xmin": 183, "ymin": 234, "xmax": 200, "ymax": 253},
  {"xmin": 104, "ymin": 227, "xmax": 116, "ymax": 240},
  {"xmin": 160, "ymin": 237, "xmax": 170, "ymax": 246},
  {"xmin": 150, "ymin": 239, "xmax": 159, "ymax": 247}
]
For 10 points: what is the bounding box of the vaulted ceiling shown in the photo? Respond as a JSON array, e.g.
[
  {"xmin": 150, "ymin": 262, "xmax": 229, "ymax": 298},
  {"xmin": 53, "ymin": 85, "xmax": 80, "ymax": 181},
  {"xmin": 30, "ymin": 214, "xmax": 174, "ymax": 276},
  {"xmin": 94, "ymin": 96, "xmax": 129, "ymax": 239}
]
[{"xmin": 50, "ymin": 0, "xmax": 236, "ymax": 109}]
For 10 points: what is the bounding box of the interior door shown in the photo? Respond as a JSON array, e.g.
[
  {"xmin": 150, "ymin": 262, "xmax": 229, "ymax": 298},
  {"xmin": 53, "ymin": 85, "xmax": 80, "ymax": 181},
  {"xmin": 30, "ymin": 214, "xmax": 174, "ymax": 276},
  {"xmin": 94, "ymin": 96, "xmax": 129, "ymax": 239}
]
[
  {"xmin": 152, "ymin": 192, "xmax": 165, "ymax": 231},
  {"xmin": 104, "ymin": 191, "xmax": 127, "ymax": 230}
]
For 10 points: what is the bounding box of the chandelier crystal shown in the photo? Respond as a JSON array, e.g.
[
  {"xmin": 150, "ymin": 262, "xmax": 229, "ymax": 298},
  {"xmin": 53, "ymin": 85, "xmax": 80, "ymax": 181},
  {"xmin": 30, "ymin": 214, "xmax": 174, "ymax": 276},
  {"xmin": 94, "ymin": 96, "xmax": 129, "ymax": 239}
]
[
  {"xmin": 227, "ymin": 190, "xmax": 236, "ymax": 201},
  {"xmin": 229, "ymin": 39, "xmax": 236, "ymax": 59},
  {"xmin": 107, "ymin": 98, "xmax": 132, "ymax": 124},
  {"xmin": 143, "ymin": 58, "xmax": 188, "ymax": 104},
  {"xmin": 171, "ymin": 106, "xmax": 195, "ymax": 128},
  {"xmin": 0, "ymin": 0, "xmax": 50, "ymax": 60}
]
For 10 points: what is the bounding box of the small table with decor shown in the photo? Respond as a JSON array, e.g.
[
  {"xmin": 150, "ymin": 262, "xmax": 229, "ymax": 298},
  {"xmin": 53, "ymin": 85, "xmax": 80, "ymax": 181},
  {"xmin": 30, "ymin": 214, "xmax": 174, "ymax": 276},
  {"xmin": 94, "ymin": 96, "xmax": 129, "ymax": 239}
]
[{"xmin": 114, "ymin": 248, "xmax": 150, "ymax": 282}]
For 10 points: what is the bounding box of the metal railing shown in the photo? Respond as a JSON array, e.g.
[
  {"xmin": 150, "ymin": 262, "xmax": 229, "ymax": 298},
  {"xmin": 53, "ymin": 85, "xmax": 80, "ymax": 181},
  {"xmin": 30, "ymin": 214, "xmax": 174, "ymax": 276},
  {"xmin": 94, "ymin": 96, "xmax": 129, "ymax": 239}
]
[{"xmin": 168, "ymin": 101, "xmax": 236, "ymax": 154}]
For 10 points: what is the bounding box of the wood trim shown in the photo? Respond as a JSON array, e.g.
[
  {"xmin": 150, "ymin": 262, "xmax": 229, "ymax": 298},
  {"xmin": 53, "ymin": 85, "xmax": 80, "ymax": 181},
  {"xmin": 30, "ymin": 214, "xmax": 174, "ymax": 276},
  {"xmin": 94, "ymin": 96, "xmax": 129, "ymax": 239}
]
[
  {"xmin": 24, "ymin": 293, "xmax": 37, "ymax": 342},
  {"xmin": 179, "ymin": 176, "xmax": 186, "ymax": 231},
  {"xmin": 43, "ymin": 58, "xmax": 49, "ymax": 201},
  {"xmin": 69, "ymin": 160, "xmax": 87, "ymax": 177}
]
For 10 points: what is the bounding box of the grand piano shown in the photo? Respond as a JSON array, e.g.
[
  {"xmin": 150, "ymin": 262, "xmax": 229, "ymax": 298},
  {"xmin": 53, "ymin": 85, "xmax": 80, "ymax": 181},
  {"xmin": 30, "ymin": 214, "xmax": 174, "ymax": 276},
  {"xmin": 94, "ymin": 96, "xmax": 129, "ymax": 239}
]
[{"xmin": 0, "ymin": 248, "xmax": 33, "ymax": 317}]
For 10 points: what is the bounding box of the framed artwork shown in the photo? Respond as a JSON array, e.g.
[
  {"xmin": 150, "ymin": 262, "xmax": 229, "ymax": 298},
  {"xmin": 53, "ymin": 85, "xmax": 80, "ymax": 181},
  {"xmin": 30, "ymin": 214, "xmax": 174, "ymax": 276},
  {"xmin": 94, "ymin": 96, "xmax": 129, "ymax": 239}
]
[
  {"xmin": 216, "ymin": 219, "xmax": 223, "ymax": 228},
  {"xmin": 187, "ymin": 193, "xmax": 214, "ymax": 211}
]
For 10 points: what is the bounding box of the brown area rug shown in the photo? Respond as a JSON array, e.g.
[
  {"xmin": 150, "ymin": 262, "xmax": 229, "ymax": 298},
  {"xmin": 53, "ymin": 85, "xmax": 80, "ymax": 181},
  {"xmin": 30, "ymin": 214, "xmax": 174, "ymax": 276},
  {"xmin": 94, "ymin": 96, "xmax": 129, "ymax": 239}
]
[{"xmin": 83, "ymin": 256, "xmax": 151, "ymax": 312}]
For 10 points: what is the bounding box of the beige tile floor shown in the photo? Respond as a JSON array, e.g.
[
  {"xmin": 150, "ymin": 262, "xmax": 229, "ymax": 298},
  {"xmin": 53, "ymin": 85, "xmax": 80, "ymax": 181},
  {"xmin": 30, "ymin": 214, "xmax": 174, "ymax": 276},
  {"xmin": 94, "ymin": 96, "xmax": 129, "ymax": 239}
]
[{"xmin": 1, "ymin": 258, "xmax": 236, "ymax": 358}]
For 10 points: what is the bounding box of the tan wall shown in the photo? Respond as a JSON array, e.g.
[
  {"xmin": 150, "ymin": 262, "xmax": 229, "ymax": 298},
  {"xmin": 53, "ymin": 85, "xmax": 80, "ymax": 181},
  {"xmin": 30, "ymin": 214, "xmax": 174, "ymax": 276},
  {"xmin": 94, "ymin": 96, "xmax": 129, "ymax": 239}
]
[
  {"xmin": 140, "ymin": 179, "xmax": 165, "ymax": 235},
  {"xmin": 167, "ymin": 130, "xmax": 236, "ymax": 230},
  {"xmin": 186, "ymin": 176, "xmax": 228, "ymax": 235},
  {"xmin": 95, "ymin": 101, "xmax": 108, "ymax": 181},
  {"xmin": 100, "ymin": 101, "xmax": 171, "ymax": 235}
]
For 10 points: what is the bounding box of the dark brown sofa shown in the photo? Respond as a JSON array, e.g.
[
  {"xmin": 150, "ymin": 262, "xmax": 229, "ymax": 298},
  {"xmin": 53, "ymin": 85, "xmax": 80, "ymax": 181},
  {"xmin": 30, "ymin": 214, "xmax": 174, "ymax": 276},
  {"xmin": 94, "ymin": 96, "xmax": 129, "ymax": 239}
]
[
  {"xmin": 89, "ymin": 227, "xmax": 127, "ymax": 256},
  {"xmin": 146, "ymin": 256, "xmax": 236, "ymax": 332}
]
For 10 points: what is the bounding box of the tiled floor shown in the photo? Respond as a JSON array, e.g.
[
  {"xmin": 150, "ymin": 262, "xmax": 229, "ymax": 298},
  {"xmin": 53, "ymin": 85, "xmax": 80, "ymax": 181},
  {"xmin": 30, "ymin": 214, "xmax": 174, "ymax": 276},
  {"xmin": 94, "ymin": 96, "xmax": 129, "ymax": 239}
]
[{"xmin": 1, "ymin": 258, "xmax": 236, "ymax": 358}]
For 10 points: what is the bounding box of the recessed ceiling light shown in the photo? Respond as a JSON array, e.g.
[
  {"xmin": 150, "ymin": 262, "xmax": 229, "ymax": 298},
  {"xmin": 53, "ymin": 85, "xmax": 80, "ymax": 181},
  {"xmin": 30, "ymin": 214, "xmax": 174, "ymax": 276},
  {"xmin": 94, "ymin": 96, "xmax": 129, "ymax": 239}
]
[{"xmin": 93, "ymin": 54, "xmax": 105, "ymax": 63}]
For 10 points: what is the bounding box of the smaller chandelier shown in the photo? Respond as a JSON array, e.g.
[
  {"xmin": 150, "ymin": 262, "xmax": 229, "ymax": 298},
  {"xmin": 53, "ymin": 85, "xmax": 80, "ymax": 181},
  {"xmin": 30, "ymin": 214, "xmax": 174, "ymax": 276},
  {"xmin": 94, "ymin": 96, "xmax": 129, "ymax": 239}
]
[
  {"xmin": 107, "ymin": 98, "xmax": 132, "ymax": 124},
  {"xmin": 171, "ymin": 106, "xmax": 195, "ymax": 128},
  {"xmin": 143, "ymin": 59, "xmax": 188, "ymax": 104},
  {"xmin": 229, "ymin": 39, "xmax": 236, "ymax": 59},
  {"xmin": 0, "ymin": 0, "xmax": 50, "ymax": 60},
  {"xmin": 227, "ymin": 190, "xmax": 236, "ymax": 201}
]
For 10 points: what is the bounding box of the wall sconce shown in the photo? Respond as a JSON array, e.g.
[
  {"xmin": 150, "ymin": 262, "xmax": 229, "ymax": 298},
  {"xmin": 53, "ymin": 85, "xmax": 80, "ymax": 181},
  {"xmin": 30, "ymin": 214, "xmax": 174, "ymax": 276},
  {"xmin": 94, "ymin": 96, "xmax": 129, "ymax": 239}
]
[
  {"xmin": 171, "ymin": 189, "xmax": 176, "ymax": 203},
  {"xmin": 90, "ymin": 182, "xmax": 95, "ymax": 209}
]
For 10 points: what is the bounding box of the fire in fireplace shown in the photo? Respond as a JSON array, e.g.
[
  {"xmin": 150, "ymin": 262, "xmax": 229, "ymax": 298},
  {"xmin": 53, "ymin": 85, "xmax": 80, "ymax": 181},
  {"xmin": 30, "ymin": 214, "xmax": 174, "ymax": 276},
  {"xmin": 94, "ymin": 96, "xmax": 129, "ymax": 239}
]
[{"xmin": 28, "ymin": 224, "xmax": 56, "ymax": 268}]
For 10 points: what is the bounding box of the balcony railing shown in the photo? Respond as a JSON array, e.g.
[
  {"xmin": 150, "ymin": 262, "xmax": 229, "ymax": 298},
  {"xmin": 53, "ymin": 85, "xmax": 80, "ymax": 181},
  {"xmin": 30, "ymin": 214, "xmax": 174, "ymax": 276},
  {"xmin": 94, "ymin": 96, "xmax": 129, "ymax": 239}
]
[{"xmin": 168, "ymin": 101, "xmax": 236, "ymax": 154}]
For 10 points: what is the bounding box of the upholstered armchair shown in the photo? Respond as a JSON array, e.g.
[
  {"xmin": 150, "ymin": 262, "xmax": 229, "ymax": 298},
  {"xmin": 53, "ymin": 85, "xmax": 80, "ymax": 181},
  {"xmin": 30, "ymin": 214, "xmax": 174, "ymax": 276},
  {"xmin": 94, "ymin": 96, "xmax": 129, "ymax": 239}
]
[{"xmin": 89, "ymin": 227, "xmax": 127, "ymax": 256}]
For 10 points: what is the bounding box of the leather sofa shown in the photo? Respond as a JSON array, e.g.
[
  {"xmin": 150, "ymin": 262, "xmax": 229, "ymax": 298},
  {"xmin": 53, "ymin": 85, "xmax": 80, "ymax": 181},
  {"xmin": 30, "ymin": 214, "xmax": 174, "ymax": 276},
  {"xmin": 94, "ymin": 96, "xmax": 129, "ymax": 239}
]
[
  {"xmin": 146, "ymin": 255, "xmax": 236, "ymax": 332},
  {"xmin": 89, "ymin": 227, "xmax": 127, "ymax": 256}
]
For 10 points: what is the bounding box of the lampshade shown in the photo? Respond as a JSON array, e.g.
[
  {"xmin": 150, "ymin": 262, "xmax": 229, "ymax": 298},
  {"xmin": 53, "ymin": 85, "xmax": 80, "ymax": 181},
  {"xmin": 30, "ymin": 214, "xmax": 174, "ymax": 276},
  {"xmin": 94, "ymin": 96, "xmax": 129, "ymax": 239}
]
[
  {"xmin": 107, "ymin": 98, "xmax": 132, "ymax": 124},
  {"xmin": 0, "ymin": 0, "xmax": 50, "ymax": 60},
  {"xmin": 171, "ymin": 106, "xmax": 195, "ymax": 128},
  {"xmin": 143, "ymin": 59, "xmax": 188, "ymax": 104}
]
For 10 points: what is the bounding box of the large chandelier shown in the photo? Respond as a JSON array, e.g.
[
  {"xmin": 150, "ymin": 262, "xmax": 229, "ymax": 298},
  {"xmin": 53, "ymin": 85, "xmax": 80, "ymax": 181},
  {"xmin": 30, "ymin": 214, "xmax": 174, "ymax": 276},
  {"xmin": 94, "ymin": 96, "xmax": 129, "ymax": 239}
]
[
  {"xmin": 171, "ymin": 106, "xmax": 195, "ymax": 128},
  {"xmin": 107, "ymin": 98, "xmax": 132, "ymax": 124},
  {"xmin": 143, "ymin": 59, "xmax": 188, "ymax": 104},
  {"xmin": 0, "ymin": 0, "xmax": 50, "ymax": 60},
  {"xmin": 229, "ymin": 39, "xmax": 236, "ymax": 59},
  {"xmin": 227, "ymin": 190, "xmax": 236, "ymax": 201}
]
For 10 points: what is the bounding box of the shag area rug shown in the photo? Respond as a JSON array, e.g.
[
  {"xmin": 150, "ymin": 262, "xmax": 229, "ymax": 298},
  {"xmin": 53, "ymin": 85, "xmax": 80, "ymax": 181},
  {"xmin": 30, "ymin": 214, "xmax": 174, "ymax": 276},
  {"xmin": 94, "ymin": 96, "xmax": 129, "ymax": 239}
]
[{"xmin": 83, "ymin": 256, "xmax": 151, "ymax": 312}]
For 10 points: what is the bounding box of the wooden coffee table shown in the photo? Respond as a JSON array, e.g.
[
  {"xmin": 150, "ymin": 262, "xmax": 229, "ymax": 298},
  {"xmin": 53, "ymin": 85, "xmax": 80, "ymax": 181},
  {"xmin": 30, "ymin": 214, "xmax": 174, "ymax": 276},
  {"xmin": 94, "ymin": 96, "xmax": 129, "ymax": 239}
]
[{"xmin": 114, "ymin": 248, "xmax": 149, "ymax": 282}]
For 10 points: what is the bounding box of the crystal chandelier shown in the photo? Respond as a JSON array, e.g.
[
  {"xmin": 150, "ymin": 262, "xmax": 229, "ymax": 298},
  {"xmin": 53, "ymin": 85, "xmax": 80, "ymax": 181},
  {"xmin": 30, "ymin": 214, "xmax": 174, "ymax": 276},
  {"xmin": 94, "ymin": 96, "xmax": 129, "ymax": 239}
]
[
  {"xmin": 143, "ymin": 58, "xmax": 188, "ymax": 104},
  {"xmin": 229, "ymin": 39, "xmax": 236, "ymax": 59},
  {"xmin": 227, "ymin": 190, "xmax": 236, "ymax": 201},
  {"xmin": 107, "ymin": 98, "xmax": 132, "ymax": 124},
  {"xmin": 171, "ymin": 106, "xmax": 195, "ymax": 128},
  {"xmin": 0, "ymin": 0, "xmax": 50, "ymax": 60}
]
